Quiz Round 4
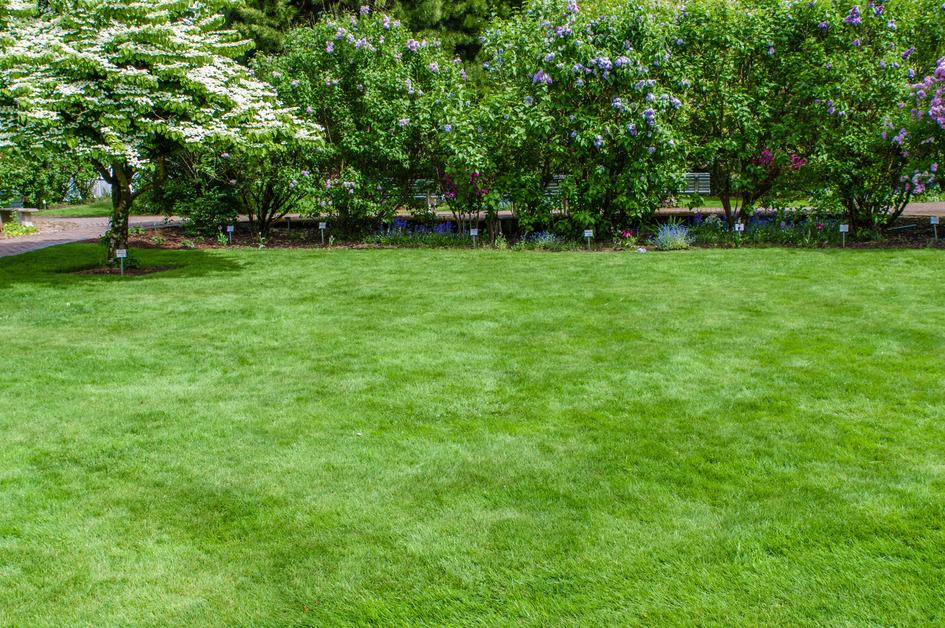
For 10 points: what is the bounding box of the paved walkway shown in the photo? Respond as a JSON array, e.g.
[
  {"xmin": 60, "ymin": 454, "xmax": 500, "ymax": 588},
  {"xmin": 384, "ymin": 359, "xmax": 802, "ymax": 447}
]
[
  {"xmin": 658, "ymin": 202, "xmax": 945, "ymax": 218},
  {"xmin": 0, "ymin": 216, "xmax": 176, "ymax": 258}
]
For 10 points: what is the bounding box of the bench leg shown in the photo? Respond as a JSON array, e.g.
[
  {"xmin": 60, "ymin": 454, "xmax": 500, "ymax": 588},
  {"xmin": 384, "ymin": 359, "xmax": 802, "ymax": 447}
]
[{"xmin": 16, "ymin": 211, "xmax": 33, "ymax": 227}]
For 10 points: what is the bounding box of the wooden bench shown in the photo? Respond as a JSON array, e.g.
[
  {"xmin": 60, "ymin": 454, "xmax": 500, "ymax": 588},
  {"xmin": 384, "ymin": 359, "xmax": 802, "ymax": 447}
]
[{"xmin": 0, "ymin": 207, "xmax": 39, "ymax": 227}]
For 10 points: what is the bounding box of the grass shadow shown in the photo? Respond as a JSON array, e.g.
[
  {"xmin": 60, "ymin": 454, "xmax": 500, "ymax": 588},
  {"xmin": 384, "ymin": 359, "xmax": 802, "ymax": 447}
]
[{"xmin": 0, "ymin": 243, "xmax": 245, "ymax": 289}]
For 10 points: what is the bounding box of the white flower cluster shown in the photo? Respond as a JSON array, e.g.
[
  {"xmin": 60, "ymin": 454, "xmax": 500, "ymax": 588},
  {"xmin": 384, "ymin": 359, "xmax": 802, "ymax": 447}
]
[{"xmin": 0, "ymin": 0, "xmax": 321, "ymax": 167}]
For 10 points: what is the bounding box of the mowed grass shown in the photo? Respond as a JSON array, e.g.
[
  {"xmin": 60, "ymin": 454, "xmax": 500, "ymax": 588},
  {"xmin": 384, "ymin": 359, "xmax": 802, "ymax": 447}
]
[
  {"xmin": 41, "ymin": 199, "xmax": 149, "ymax": 218},
  {"xmin": 0, "ymin": 244, "xmax": 943, "ymax": 625}
]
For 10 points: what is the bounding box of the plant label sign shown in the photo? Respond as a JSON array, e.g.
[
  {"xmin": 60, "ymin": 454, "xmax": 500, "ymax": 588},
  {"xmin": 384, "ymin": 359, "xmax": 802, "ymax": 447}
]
[
  {"xmin": 470, "ymin": 228, "xmax": 479, "ymax": 237},
  {"xmin": 584, "ymin": 230, "xmax": 594, "ymax": 238},
  {"xmin": 319, "ymin": 222, "xmax": 327, "ymax": 230},
  {"xmin": 839, "ymin": 224, "xmax": 849, "ymax": 233},
  {"xmin": 932, "ymin": 216, "xmax": 940, "ymax": 225},
  {"xmin": 735, "ymin": 223, "xmax": 745, "ymax": 232},
  {"xmin": 226, "ymin": 225, "xmax": 235, "ymax": 233},
  {"xmin": 115, "ymin": 249, "xmax": 127, "ymax": 259}
]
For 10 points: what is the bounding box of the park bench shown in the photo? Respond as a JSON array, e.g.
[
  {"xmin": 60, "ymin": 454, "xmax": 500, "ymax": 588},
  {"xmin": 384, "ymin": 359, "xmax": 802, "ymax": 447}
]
[
  {"xmin": 0, "ymin": 207, "xmax": 38, "ymax": 227},
  {"xmin": 682, "ymin": 172, "xmax": 712, "ymax": 195}
]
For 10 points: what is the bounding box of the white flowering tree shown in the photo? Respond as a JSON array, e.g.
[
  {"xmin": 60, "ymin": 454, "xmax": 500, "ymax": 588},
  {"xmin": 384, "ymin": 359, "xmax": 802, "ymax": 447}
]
[{"xmin": 0, "ymin": 0, "xmax": 317, "ymax": 259}]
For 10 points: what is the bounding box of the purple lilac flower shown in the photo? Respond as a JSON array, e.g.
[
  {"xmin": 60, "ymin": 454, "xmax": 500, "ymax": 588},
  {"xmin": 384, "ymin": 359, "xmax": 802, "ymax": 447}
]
[
  {"xmin": 903, "ymin": 47, "xmax": 915, "ymax": 60},
  {"xmin": 818, "ymin": 21, "xmax": 829, "ymax": 30},
  {"xmin": 532, "ymin": 69, "xmax": 553, "ymax": 85},
  {"xmin": 627, "ymin": 123, "xmax": 637, "ymax": 136},
  {"xmin": 648, "ymin": 146, "xmax": 656, "ymax": 154},
  {"xmin": 852, "ymin": 39, "xmax": 861, "ymax": 47},
  {"xmin": 398, "ymin": 118, "xmax": 410, "ymax": 128},
  {"xmin": 442, "ymin": 124, "xmax": 452, "ymax": 133},
  {"xmin": 844, "ymin": 6, "xmax": 862, "ymax": 25},
  {"xmin": 566, "ymin": 1, "xmax": 580, "ymax": 14},
  {"xmin": 593, "ymin": 135, "xmax": 604, "ymax": 148},
  {"xmin": 406, "ymin": 39, "xmax": 420, "ymax": 52},
  {"xmin": 887, "ymin": 19, "xmax": 896, "ymax": 29},
  {"xmin": 594, "ymin": 56, "xmax": 613, "ymax": 71},
  {"xmin": 326, "ymin": 41, "xmax": 334, "ymax": 53},
  {"xmin": 544, "ymin": 52, "xmax": 556, "ymax": 62},
  {"xmin": 428, "ymin": 62, "xmax": 439, "ymax": 72},
  {"xmin": 360, "ymin": 5, "xmax": 370, "ymax": 15}
]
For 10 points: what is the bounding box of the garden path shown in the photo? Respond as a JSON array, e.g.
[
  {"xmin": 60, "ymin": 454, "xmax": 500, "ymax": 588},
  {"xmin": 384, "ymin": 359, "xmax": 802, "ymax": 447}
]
[{"xmin": 0, "ymin": 216, "xmax": 177, "ymax": 258}]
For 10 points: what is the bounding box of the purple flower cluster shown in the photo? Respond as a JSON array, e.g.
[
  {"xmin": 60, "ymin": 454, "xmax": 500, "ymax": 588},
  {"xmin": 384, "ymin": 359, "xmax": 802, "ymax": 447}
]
[
  {"xmin": 844, "ymin": 6, "xmax": 862, "ymax": 25},
  {"xmin": 532, "ymin": 69, "xmax": 553, "ymax": 85}
]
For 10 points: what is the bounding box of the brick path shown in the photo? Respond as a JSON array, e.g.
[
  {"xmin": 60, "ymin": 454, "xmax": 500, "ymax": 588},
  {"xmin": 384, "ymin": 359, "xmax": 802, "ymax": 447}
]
[{"xmin": 0, "ymin": 216, "xmax": 176, "ymax": 258}]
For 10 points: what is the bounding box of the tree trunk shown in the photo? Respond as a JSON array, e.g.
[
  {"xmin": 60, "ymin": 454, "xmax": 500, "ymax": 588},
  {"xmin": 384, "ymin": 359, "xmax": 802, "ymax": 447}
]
[{"xmin": 107, "ymin": 162, "xmax": 134, "ymax": 262}]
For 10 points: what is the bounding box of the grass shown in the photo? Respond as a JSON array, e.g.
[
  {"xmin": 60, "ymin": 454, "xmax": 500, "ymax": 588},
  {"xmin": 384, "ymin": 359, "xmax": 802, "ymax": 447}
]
[
  {"xmin": 676, "ymin": 196, "xmax": 810, "ymax": 210},
  {"xmin": 41, "ymin": 199, "xmax": 151, "ymax": 218},
  {"xmin": 1, "ymin": 244, "xmax": 943, "ymax": 625}
]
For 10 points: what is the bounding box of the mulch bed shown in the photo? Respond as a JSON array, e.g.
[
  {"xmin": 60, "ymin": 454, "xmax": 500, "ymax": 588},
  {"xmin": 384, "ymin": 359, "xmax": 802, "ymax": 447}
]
[{"xmin": 124, "ymin": 217, "xmax": 945, "ymax": 252}]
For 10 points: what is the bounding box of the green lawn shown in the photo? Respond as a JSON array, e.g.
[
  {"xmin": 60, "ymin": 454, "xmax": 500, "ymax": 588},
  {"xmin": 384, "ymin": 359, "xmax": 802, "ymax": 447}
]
[
  {"xmin": 1, "ymin": 245, "xmax": 943, "ymax": 625},
  {"xmin": 41, "ymin": 199, "xmax": 150, "ymax": 218}
]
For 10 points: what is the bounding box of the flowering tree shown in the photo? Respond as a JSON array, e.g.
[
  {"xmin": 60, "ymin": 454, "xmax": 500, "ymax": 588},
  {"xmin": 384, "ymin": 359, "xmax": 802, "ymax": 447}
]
[
  {"xmin": 0, "ymin": 0, "xmax": 316, "ymax": 259},
  {"xmin": 478, "ymin": 0, "xmax": 685, "ymax": 232},
  {"xmin": 670, "ymin": 0, "xmax": 812, "ymax": 226},
  {"xmin": 906, "ymin": 57, "xmax": 945, "ymax": 184},
  {"xmin": 263, "ymin": 7, "xmax": 470, "ymax": 233},
  {"xmin": 801, "ymin": 1, "xmax": 924, "ymax": 231}
]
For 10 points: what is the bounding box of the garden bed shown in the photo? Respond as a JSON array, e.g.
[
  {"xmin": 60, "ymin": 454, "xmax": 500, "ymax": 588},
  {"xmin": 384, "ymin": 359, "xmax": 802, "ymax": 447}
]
[{"xmin": 125, "ymin": 215, "xmax": 945, "ymax": 253}]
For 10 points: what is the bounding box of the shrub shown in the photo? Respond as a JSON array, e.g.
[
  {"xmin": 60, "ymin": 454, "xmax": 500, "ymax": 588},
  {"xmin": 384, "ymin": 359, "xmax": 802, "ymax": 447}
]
[
  {"xmin": 651, "ymin": 223, "xmax": 693, "ymax": 250},
  {"xmin": 477, "ymin": 0, "xmax": 686, "ymax": 231}
]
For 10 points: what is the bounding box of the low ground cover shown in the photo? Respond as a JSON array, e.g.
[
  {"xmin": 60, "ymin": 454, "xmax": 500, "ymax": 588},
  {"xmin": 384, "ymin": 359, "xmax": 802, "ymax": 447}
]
[
  {"xmin": 0, "ymin": 245, "xmax": 943, "ymax": 624},
  {"xmin": 0, "ymin": 222, "xmax": 38, "ymax": 238}
]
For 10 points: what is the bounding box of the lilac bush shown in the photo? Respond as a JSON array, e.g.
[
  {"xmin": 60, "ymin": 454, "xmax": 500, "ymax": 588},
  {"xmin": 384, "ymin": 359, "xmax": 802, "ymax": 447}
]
[
  {"xmin": 473, "ymin": 0, "xmax": 686, "ymax": 233},
  {"xmin": 261, "ymin": 10, "xmax": 470, "ymax": 234}
]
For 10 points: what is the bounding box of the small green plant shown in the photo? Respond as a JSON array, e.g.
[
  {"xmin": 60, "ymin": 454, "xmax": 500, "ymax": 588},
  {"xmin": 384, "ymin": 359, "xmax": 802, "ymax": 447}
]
[
  {"xmin": 180, "ymin": 239, "xmax": 196, "ymax": 250},
  {"xmin": 129, "ymin": 226, "xmax": 147, "ymax": 236},
  {"xmin": 216, "ymin": 232, "xmax": 229, "ymax": 246},
  {"xmin": 150, "ymin": 234, "xmax": 166, "ymax": 246},
  {"xmin": 612, "ymin": 229, "xmax": 638, "ymax": 250},
  {"xmin": 511, "ymin": 231, "xmax": 574, "ymax": 251},
  {"xmin": 1, "ymin": 222, "xmax": 38, "ymax": 237}
]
